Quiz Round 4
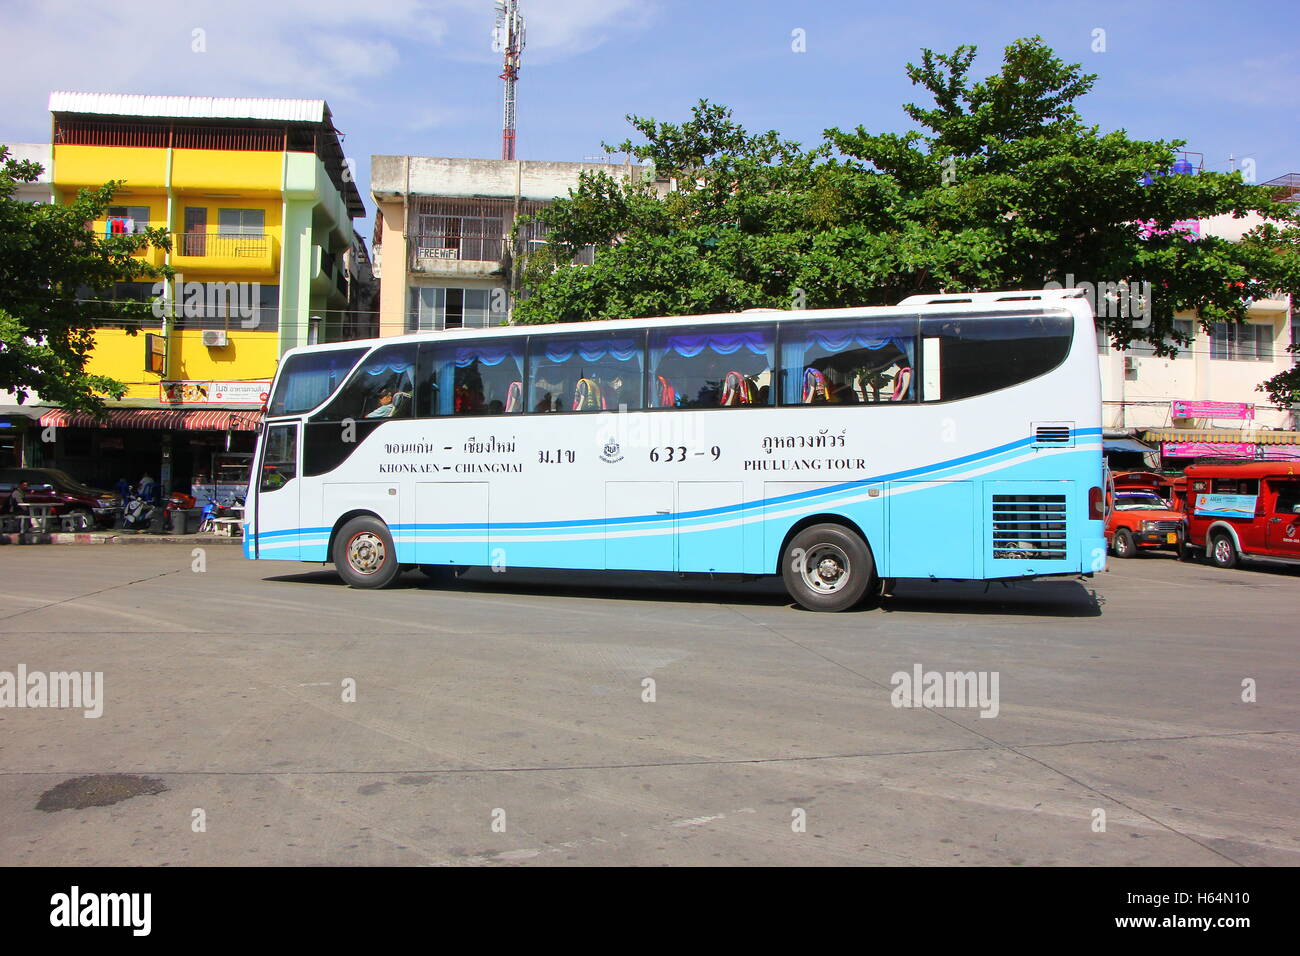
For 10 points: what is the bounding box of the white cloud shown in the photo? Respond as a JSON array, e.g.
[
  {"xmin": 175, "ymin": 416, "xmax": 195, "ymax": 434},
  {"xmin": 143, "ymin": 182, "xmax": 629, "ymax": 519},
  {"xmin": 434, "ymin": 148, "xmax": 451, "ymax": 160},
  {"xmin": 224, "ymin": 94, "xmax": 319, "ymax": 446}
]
[{"xmin": 0, "ymin": 0, "xmax": 658, "ymax": 141}]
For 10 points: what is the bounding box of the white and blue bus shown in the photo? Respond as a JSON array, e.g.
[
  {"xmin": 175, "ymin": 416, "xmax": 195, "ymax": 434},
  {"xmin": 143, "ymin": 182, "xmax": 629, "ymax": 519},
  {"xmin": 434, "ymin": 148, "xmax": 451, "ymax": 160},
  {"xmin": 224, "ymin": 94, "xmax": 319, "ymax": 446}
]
[{"xmin": 244, "ymin": 289, "xmax": 1107, "ymax": 611}]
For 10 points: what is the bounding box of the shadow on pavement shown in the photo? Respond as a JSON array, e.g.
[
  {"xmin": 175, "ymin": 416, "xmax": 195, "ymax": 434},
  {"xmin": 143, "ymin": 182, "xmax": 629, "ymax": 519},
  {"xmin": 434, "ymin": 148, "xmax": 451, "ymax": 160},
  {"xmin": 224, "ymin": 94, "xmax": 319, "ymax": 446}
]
[{"xmin": 263, "ymin": 565, "xmax": 1101, "ymax": 617}]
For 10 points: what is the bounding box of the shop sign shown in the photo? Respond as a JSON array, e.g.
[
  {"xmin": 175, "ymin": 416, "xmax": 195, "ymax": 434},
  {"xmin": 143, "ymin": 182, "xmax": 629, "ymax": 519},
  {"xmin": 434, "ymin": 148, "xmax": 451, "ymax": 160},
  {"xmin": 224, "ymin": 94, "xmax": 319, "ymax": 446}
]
[
  {"xmin": 1163, "ymin": 441, "xmax": 1255, "ymax": 458},
  {"xmin": 162, "ymin": 381, "xmax": 270, "ymax": 405},
  {"xmin": 1170, "ymin": 400, "xmax": 1254, "ymax": 420}
]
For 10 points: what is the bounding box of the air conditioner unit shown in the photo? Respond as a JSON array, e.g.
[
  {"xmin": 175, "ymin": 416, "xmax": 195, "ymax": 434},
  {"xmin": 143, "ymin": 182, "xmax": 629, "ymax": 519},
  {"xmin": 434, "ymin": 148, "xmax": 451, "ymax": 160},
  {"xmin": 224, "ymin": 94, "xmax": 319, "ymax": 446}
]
[{"xmin": 202, "ymin": 330, "xmax": 229, "ymax": 348}]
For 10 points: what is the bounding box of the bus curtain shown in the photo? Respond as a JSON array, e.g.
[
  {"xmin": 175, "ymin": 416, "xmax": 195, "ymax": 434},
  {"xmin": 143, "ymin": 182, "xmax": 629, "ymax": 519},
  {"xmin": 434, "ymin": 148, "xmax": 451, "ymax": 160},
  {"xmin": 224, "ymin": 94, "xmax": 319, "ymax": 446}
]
[
  {"xmin": 537, "ymin": 337, "xmax": 641, "ymax": 365},
  {"xmin": 454, "ymin": 344, "xmax": 520, "ymax": 368},
  {"xmin": 650, "ymin": 330, "xmax": 772, "ymax": 372},
  {"xmin": 279, "ymin": 350, "xmax": 367, "ymax": 414},
  {"xmin": 779, "ymin": 327, "xmax": 916, "ymax": 404}
]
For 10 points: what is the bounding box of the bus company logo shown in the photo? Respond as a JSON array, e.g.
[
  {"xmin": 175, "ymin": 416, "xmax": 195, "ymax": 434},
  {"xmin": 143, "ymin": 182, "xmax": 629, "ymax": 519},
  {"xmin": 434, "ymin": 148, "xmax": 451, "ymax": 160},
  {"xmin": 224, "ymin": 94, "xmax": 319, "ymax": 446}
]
[{"xmin": 599, "ymin": 438, "xmax": 623, "ymax": 463}]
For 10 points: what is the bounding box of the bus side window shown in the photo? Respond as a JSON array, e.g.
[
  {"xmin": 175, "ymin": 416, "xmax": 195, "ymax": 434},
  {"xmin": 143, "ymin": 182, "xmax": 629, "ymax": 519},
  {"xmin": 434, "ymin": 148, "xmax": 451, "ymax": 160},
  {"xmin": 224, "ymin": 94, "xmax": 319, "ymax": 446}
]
[
  {"xmin": 779, "ymin": 318, "xmax": 917, "ymax": 405},
  {"xmin": 260, "ymin": 424, "xmax": 297, "ymax": 491},
  {"xmin": 649, "ymin": 324, "xmax": 775, "ymax": 410},
  {"xmin": 527, "ymin": 331, "xmax": 644, "ymax": 413},
  {"xmin": 920, "ymin": 312, "xmax": 1074, "ymax": 402},
  {"xmin": 318, "ymin": 344, "xmax": 417, "ymax": 422},
  {"xmin": 448, "ymin": 340, "xmax": 524, "ymax": 416}
]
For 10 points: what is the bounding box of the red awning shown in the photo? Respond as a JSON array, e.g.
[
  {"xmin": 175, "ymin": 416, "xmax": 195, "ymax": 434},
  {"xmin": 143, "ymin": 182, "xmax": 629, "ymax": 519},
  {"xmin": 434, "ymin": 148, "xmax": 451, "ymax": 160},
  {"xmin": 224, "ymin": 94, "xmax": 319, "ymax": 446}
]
[{"xmin": 38, "ymin": 408, "xmax": 262, "ymax": 431}]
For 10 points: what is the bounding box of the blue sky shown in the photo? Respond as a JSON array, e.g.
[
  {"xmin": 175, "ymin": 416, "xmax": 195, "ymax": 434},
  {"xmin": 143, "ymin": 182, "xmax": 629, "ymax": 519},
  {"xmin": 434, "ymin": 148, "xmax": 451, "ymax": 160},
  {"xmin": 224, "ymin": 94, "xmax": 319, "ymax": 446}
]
[{"xmin": 3, "ymin": 0, "xmax": 1298, "ymax": 237}]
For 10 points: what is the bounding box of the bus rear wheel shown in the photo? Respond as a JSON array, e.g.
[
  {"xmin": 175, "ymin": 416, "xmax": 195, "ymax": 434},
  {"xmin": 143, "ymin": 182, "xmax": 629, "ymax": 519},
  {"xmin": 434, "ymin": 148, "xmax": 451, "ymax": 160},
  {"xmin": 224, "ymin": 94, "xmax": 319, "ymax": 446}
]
[
  {"xmin": 334, "ymin": 516, "xmax": 401, "ymax": 589},
  {"xmin": 781, "ymin": 523, "xmax": 875, "ymax": 612}
]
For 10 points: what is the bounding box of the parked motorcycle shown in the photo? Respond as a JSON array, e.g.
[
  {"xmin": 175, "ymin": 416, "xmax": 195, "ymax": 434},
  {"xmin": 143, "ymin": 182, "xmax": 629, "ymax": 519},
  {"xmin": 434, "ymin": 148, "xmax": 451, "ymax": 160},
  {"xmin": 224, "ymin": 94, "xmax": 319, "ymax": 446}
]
[{"xmin": 120, "ymin": 494, "xmax": 159, "ymax": 531}]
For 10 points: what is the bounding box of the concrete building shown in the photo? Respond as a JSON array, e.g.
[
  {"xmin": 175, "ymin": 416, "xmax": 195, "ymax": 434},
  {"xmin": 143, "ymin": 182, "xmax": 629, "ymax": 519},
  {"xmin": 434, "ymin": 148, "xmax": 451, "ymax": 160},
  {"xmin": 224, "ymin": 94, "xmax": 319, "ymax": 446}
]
[
  {"xmin": 19, "ymin": 93, "xmax": 365, "ymax": 493},
  {"xmin": 1, "ymin": 142, "xmax": 54, "ymax": 203},
  {"xmin": 369, "ymin": 156, "xmax": 658, "ymax": 336},
  {"xmin": 1099, "ymin": 173, "xmax": 1300, "ymax": 465}
]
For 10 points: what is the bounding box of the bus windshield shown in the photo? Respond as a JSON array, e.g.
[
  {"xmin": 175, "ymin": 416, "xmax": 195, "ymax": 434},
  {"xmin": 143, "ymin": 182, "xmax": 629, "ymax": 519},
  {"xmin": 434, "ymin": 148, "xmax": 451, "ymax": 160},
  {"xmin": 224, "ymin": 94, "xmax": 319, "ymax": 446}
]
[{"xmin": 268, "ymin": 348, "xmax": 368, "ymax": 416}]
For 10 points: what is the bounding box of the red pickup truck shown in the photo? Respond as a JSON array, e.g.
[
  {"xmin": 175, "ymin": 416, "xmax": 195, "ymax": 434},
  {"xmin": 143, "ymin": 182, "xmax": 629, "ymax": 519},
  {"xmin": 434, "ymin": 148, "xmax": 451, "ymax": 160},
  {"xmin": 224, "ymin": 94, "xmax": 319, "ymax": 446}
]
[
  {"xmin": 1181, "ymin": 462, "xmax": 1300, "ymax": 569},
  {"xmin": 1105, "ymin": 471, "xmax": 1186, "ymax": 558}
]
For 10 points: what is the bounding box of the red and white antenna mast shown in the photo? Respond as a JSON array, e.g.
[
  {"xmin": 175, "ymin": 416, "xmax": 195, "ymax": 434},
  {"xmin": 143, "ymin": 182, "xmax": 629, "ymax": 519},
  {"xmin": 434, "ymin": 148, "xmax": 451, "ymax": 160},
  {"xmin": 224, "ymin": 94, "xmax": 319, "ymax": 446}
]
[{"xmin": 494, "ymin": 0, "xmax": 526, "ymax": 160}]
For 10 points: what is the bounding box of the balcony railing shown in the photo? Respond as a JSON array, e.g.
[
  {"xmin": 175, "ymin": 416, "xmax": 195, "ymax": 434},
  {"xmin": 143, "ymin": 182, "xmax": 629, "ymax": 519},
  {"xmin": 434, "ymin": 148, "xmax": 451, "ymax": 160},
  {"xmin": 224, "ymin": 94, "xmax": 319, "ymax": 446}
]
[
  {"xmin": 175, "ymin": 232, "xmax": 271, "ymax": 259},
  {"xmin": 411, "ymin": 237, "xmax": 506, "ymax": 267}
]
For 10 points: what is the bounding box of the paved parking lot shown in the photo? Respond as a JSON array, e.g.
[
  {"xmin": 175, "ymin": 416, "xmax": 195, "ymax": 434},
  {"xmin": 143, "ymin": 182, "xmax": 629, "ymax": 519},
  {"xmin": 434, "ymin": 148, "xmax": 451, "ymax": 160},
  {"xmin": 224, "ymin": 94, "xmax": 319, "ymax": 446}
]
[{"xmin": 0, "ymin": 544, "xmax": 1295, "ymax": 866}]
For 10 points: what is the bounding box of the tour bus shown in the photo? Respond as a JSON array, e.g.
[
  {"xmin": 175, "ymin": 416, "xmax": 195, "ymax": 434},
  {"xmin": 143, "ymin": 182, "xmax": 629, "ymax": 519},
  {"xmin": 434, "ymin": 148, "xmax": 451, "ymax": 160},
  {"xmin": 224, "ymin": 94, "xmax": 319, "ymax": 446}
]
[{"xmin": 244, "ymin": 289, "xmax": 1106, "ymax": 611}]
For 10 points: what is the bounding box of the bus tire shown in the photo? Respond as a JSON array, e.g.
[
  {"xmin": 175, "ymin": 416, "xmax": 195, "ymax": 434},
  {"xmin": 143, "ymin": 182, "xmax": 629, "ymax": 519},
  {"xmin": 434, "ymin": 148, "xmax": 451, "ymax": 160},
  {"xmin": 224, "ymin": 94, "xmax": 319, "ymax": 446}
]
[
  {"xmin": 333, "ymin": 516, "xmax": 401, "ymax": 589},
  {"xmin": 1112, "ymin": 529, "xmax": 1136, "ymax": 558},
  {"xmin": 1209, "ymin": 532, "xmax": 1238, "ymax": 569},
  {"xmin": 781, "ymin": 523, "xmax": 875, "ymax": 612}
]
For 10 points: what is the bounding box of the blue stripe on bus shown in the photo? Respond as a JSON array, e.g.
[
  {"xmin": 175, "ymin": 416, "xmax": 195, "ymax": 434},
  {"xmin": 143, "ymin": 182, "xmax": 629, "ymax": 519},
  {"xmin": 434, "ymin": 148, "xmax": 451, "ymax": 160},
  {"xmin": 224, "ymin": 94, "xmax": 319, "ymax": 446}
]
[{"xmin": 247, "ymin": 429, "xmax": 1102, "ymax": 544}]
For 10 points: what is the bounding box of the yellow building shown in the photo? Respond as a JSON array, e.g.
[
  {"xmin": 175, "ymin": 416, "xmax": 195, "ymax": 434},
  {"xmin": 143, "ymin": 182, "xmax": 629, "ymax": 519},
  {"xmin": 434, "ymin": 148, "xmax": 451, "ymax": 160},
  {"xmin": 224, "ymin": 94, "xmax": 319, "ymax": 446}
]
[{"xmin": 36, "ymin": 92, "xmax": 365, "ymax": 498}]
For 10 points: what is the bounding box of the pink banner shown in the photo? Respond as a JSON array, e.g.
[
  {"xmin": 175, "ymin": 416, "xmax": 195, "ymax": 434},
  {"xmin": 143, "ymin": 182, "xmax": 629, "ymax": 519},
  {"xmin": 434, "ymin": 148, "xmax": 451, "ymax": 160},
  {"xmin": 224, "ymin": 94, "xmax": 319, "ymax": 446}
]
[
  {"xmin": 1163, "ymin": 442, "xmax": 1255, "ymax": 458},
  {"xmin": 1260, "ymin": 446, "xmax": 1300, "ymax": 461},
  {"xmin": 1171, "ymin": 400, "xmax": 1255, "ymax": 420}
]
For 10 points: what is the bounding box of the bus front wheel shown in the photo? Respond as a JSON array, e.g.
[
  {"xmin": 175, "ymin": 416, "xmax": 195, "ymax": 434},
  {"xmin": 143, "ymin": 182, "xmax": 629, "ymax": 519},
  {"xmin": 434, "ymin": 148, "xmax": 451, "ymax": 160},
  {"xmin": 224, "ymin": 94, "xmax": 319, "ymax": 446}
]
[
  {"xmin": 334, "ymin": 516, "xmax": 401, "ymax": 589},
  {"xmin": 781, "ymin": 523, "xmax": 875, "ymax": 612}
]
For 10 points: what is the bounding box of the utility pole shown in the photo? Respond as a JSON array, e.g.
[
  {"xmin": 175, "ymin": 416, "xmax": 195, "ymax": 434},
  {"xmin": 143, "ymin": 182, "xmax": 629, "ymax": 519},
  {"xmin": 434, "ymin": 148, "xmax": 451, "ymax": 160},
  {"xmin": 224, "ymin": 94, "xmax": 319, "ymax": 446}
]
[{"xmin": 495, "ymin": 0, "xmax": 526, "ymax": 161}]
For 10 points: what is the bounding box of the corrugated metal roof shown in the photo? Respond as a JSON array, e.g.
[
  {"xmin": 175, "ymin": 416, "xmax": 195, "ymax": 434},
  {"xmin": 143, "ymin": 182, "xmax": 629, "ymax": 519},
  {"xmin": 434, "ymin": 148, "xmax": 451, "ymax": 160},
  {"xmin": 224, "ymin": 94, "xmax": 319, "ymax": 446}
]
[{"xmin": 48, "ymin": 92, "xmax": 327, "ymax": 124}]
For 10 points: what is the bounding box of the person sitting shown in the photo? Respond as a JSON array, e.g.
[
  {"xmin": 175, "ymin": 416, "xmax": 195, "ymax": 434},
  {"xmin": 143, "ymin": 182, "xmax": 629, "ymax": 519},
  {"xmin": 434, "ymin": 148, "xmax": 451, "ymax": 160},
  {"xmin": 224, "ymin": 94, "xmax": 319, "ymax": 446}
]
[
  {"xmin": 3, "ymin": 481, "xmax": 29, "ymax": 514},
  {"xmin": 366, "ymin": 387, "xmax": 410, "ymax": 418}
]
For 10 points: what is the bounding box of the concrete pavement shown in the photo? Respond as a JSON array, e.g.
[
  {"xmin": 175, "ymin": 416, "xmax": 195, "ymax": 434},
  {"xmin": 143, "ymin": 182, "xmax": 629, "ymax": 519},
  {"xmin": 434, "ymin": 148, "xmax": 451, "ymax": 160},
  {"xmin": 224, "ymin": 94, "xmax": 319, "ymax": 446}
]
[{"xmin": 0, "ymin": 545, "xmax": 1295, "ymax": 865}]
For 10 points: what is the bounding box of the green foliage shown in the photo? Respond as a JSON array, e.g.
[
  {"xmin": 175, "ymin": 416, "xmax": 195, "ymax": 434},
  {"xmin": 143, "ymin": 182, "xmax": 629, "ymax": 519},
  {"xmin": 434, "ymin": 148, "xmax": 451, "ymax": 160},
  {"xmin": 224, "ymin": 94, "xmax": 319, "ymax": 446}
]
[
  {"xmin": 512, "ymin": 37, "xmax": 1300, "ymax": 408},
  {"xmin": 0, "ymin": 145, "xmax": 172, "ymax": 413}
]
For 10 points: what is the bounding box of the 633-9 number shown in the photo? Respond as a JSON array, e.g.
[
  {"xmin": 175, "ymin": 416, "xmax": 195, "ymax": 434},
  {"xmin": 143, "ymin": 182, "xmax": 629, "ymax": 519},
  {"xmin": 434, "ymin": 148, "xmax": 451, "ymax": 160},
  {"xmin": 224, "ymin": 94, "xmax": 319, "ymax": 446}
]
[{"xmin": 650, "ymin": 446, "xmax": 721, "ymax": 462}]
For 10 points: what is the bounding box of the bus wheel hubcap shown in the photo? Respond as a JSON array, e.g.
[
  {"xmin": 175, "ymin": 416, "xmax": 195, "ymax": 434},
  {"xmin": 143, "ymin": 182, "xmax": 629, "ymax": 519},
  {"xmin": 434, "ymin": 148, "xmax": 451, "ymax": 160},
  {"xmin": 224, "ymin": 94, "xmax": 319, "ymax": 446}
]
[
  {"xmin": 803, "ymin": 545, "xmax": 849, "ymax": 594},
  {"xmin": 348, "ymin": 533, "xmax": 386, "ymax": 574},
  {"xmin": 1215, "ymin": 540, "xmax": 1231, "ymax": 563}
]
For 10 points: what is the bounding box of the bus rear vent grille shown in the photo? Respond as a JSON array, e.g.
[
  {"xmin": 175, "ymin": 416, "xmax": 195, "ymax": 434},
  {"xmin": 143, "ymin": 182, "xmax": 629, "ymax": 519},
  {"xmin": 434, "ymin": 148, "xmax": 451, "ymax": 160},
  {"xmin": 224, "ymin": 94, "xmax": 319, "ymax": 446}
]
[
  {"xmin": 991, "ymin": 494, "xmax": 1068, "ymax": 560},
  {"xmin": 1033, "ymin": 425, "xmax": 1072, "ymax": 444}
]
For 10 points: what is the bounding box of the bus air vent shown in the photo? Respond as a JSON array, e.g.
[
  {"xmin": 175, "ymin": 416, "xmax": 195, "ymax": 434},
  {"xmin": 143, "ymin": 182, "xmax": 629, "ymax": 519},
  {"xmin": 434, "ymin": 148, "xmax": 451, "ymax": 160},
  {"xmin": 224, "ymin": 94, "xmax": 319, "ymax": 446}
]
[
  {"xmin": 991, "ymin": 494, "xmax": 1068, "ymax": 561},
  {"xmin": 1033, "ymin": 423, "xmax": 1073, "ymax": 445}
]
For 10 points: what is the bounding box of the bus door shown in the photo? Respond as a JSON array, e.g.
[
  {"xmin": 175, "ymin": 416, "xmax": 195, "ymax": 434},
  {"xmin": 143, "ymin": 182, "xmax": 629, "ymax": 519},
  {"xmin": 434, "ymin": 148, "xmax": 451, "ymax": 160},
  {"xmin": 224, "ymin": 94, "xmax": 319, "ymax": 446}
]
[{"xmin": 254, "ymin": 421, "xmax": 302, "ymax": 560}]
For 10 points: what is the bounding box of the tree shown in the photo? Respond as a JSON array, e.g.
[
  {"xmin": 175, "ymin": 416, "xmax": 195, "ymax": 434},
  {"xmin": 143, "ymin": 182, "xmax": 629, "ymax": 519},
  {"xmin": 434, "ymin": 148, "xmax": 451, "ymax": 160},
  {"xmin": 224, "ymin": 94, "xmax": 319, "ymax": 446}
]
[
  {"xmin": 0, "ymin": 145, "xmax": 172, "ymax": 413},
  {"xmin": 513, "ymin": 38, "xmax": 1300, "ymax": 408}
]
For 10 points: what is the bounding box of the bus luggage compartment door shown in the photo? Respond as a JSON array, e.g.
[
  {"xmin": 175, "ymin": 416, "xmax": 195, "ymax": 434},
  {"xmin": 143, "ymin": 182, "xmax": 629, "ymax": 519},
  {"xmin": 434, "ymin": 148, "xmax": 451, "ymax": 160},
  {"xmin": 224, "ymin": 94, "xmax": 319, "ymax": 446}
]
[
  {"xmin": 606, "ymin": 482, "xmax": 673, "ymax": 571},
  {"xmin": 677, "ymin": 482, "xmax": 744, "ymax": 573},
  {"xmin": 413, "ymin": 482, "xmax": 488, "ymax": 567},
  {"xmin": 886, "ymin": 481, "xmax": 976, "ymax": 579}
]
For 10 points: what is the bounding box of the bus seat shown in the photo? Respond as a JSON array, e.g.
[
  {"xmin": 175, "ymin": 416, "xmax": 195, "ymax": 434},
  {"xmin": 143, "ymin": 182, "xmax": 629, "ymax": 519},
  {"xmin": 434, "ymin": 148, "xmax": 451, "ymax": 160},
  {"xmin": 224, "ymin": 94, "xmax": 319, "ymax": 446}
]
[
  {"xmin": 573, "ymin": 377, "xmax": 605, "ymax": 411},
  {"xmin": 504, "ymin": 381, "xmax": 523, "ymax": 413},
  {"xmin": 656, "ymin": 375, "xmax": 677, "ymax": 408},
  {"xmin": 891, "ymin": 367, "xmax": 913, "ymax": 401},
  {"xmin": 802, "ymin": 367, "xmax": 830, "ymax": 404}
]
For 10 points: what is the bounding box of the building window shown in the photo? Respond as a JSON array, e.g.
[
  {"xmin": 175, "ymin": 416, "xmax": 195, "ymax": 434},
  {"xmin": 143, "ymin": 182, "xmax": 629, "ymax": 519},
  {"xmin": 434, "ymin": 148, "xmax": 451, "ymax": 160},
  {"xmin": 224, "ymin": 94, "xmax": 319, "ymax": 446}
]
[
  {"xmin": 172, "ymin": 283, "xmax": 279, "ymax": 331},
  {"xmin": 1129, "ymin": 318, "xmax": 1196, "ymax": 357},
  {"xmin": 412, "ymin": 199, "xmax": 508, "ymax": 262},
  {"xmin": 408, "ymin": 287, "xmax": 506, "ymax": 332},
  {"xmin": 1211, "ymin": 322, "xmax": 1273, "ymax": 361},
  {"xmin": 218, "ymin": 208, "xmax": 265, "ymax": 237},
  {"xmin": 106, "ymin": 205, "xmax": 149, "ymax": 235}
]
